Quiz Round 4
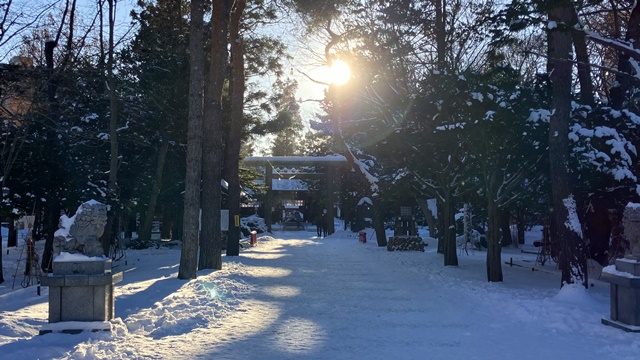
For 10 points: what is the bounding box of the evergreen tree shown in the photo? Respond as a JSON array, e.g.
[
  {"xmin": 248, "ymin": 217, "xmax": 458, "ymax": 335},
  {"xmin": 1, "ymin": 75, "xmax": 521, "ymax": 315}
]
[
  {"xmin": 122, "ymin": 0, "xmax": 190, "ymax": 243},
  {"xmin": 270, "ymin": 79, "xmax": 304, "ymax": 156}
]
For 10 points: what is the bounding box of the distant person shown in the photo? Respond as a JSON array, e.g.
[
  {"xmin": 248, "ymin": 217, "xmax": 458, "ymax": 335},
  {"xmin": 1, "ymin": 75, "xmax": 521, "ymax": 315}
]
[
  {"xmin": 317, "ymin": 214, "xmax": 326, "ymax": 238},
  {"xmin": 322, "ymin": 215, "xmax": 328, "ymax": 238}
]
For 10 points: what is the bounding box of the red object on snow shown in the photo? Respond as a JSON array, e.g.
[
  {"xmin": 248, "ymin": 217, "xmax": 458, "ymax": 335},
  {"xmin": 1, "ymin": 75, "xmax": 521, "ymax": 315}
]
[
  {"xmin": 250, "ymin": 231, "xmax": 257, "ymax": 246},
  {"xmin": 359, "ymin": 231, "xmax": 366, "ymax": 243}
]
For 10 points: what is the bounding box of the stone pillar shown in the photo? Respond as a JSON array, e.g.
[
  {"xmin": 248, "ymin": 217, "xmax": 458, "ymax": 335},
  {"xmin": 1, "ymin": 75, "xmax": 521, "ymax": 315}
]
[{"xmin": 601, "ymin": 203, "xmax": 640, "ymax": 332}]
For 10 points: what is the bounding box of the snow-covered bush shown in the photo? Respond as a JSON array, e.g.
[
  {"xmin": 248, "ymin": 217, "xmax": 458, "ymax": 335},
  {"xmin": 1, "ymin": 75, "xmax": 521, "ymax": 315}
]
[{"xmin": 240, "ymin": 215, "xmax": 267, "ymax": 236}]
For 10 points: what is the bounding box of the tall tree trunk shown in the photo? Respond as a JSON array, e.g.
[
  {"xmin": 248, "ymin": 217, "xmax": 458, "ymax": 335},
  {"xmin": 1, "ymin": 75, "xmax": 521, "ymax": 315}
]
[
  {"xmin": 101, "ymin": 0, "xmax": 120, "ymax": 255},
  {"xmin": 442, "ymin": 190, "xmax": 458, "ymax": 266},
  {"xmin": 139, "ymin": 139, "xmax": 169, "ymax": 241},
  {"xmin": 123, "ymin": 209, "xmax": 133, "ymax": 239},
  {"xmin": 343, "ymin": 206, "xmax": 351, "ymax": 231},
  {"xmin": 372, "ymin": 195, "xmax": 387, "ymax": 247},
  {"xmin": 41, "ymin": 40, "xmax": 60, "ymax": 273},
  {"xmin": 178, "ymin": 0, "xmax": 205, "ymax": 279},
  {"xmin": 61, "ymin": 0, "xmax": 77, "ymax": 67},
  {"xmin": 161, "ymin": 206, "xmax": 173, "ymax": 239},
  {"xmin": 0, "ymin": 218, "xmax": 4, "ymax": 283},
  {"xmin": 265, "ymin": 163, "xmax": 273, "ymax": 232},
  {"xmin": 436, "ymin": 200, "xmax": 445, "ymax": 254},
  {"xmin": 328, "ymin": 99, "xmax": 385, "ymax": 243},
  {"xmin": 326, "ymin": 167, "xmax": 335, "ymax": 235},
  {"xmin": 33, "ymin": 201, "xmax": 43, "ymax": 240},
  {"xmin": 225, "ymin": 0, "xmax": 247, "ymax": 257},
  {"xmin": 570, "ymin": 7, "xmax": 594, "ymax": 106},
  {"xmin": 42, "ymin": 204, "xmax": 60, "ymax": 273},
  {"xmin": 173, "ymin": 204, "xmax": 183, "ymax": 240},
  {"xmin": 8, "ymin": 217, "xmax": 17, "ymax": 247},
  {"xmin": 486, "ymin": 198, "xmax": 503, "ymax": 282},
  {"xmin": 98, "ymin": 0, "xmax": 105, "ymax": 68},
  {"xmin": 500, "ymin": 208, "xmax": 512, "ymax": 247},
  {"xmin": 611, "ymin": 1, "xmax": 640, "ymax": 109},
  {"xmin": 200, "ymin": 0, "xmax": 230, "ymax": 269},
  {"xmin": 417, "ymin": 198, "xmax": 437, "ymax": 238},
  {"xmin": 327, "ymin": 130, "xmax": 387, "ymax": 245},
  {"xmin": 435, "ymin": 0, "xmax": 446, "ymax": 70},
  {"xmin": 517, "ymin": 209, "xmax": 525, "ymax": 245},
  {"xmin": 548, "ymin": 2, "xmax": 588, "ymax": 288},
  {"xmin": 322, "ymin": 23, "xmax": 388, "ymax": 246}
]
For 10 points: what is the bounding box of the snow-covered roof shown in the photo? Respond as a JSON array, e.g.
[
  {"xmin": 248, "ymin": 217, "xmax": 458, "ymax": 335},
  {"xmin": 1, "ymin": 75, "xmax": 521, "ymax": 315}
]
[{"xmin": 243, "ymin": 155, "xmax": 348, "ymax": 166}]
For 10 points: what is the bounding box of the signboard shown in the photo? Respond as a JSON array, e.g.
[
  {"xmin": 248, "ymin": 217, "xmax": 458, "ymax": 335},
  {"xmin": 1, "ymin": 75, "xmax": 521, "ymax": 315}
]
[
  {"xmin": 151, "ymin": 221, "xmax": 161, "ymax": 240},
  {"xmin": 199, "ymin": 209, "xmax": 230, "ymax": 232},
  {"xmin": 221, "ymin": 210, "xmax": 229, "ymax": 231}
]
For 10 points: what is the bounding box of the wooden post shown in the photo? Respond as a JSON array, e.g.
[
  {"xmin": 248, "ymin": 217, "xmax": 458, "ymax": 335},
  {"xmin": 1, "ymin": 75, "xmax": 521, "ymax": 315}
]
[
  {"xmin": 326, "ymin": 166, "xmax": 336, "ymax": 235},
  {"xmin": 265, "ymin": 163, "xmax": 273, "ymax": 232}
]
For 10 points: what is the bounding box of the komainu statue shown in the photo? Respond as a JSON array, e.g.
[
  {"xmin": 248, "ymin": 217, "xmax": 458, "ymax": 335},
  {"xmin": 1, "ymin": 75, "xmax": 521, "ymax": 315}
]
[
  {"xmin": 623, "ymin": 203, "xmax": 640, "ymax": 259},
  {"xmin": 53, "ymin": 200, "xmax": 108, "ymax": 257}
]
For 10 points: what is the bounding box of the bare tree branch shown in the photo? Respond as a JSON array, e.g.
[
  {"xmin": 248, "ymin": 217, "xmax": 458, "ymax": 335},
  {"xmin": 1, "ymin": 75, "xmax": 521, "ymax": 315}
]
[{"xmin": 0, "ymin": 1, "xmax": 60, "ymax": 60}]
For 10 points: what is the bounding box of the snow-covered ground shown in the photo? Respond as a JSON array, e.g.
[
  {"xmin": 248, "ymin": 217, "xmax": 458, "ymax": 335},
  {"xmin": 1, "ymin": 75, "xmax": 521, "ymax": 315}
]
[{"xmin": 1, "ymin": 225, "xmax": 639, "ymax": 360}]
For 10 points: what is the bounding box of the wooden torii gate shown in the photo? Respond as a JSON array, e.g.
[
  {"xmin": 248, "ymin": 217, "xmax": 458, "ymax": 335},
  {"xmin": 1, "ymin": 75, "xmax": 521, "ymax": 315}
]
[{"xmin": 242, "ymin": 155, "xmax": 347, "ymax": 234}]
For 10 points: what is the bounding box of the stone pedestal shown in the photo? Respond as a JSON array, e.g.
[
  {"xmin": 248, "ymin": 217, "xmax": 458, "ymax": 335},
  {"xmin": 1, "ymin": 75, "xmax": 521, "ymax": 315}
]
[
  {"xmin": 601, "ymin": 257, "xmax": 640, "ymax": 332},
  {"xmin": 40, "ymin": 259, "xmax": 122, "ymax": 335},
  {"xmin": 387, "ymin": 236, "xmax": 425, "ymax": 252}
]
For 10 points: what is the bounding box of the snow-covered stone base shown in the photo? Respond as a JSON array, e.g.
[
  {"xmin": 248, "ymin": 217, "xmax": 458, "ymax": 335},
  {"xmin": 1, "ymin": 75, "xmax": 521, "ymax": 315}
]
[
  {"xmin": 39, "ymin": 321, "xmax": 112, "ymax": 335},
  {"xmin": 601, "ymin": 257, "xmax": 640, "ymax": 329},
  {"xmin": 601, "ymin": 318, "xmax": 640, "ymax": 333},
  {"xmin": 386, "ymin": 236, "xmax": 425, "ymax": 252}
]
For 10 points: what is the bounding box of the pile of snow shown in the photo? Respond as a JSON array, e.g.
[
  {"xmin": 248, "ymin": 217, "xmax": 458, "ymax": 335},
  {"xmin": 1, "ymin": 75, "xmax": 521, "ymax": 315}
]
[{"xmin": 549, "ymin": 283, "xmax": 602, "ymax": 308}]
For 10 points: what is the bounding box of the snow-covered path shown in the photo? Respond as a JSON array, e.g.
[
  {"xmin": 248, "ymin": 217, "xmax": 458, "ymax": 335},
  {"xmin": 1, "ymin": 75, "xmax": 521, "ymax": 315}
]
[{"xmin": 1, "ymin": 229, "xmax": 639, "ymax": 359}]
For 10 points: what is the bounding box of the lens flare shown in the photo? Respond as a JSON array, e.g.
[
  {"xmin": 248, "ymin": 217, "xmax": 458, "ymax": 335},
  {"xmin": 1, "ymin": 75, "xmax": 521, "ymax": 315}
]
[{"xmin": 330, "ymin": 59, "xmax": 351, "ymax": 85}]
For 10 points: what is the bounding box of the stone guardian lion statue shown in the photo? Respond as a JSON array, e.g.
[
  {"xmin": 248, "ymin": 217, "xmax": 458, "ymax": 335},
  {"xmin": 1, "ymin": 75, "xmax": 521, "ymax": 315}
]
[{"xmin": 53, "ymin": 200, "xmax": 108, "ymax": 257}]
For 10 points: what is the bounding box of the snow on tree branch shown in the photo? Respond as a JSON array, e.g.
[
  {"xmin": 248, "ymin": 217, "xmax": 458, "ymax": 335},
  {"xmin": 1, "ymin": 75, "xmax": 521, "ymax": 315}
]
[
  {"xmin": 583, "ymin": 29, "xmax": 640, "ymax": 71},
  {"xmin": 344, "ymin": 143, "xmax": 379, "ymax": 195},
  {"xmin": 569, "ymin": 105, "xmax": 638, "ymax": 182}
]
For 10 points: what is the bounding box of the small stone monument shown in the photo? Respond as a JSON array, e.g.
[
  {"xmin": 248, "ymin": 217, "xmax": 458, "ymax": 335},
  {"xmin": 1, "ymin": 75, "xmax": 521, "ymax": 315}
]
[
  {"xmin": 601, "ymin": 202, "xmax": 640, "ymax": 332},
  {"xmin": 40, "ymin": 200, "xmax": 123, "ymax": 335},
  {"xmin": 388, "ymin": 206, "xmax": 425, "ymax": 251}
]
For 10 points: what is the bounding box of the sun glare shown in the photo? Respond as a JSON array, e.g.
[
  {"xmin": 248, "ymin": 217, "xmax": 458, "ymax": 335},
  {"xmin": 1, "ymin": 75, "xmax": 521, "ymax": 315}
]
[{"xmin": 329, "ymin": 59, "xmax": 351, "ymax": 85}]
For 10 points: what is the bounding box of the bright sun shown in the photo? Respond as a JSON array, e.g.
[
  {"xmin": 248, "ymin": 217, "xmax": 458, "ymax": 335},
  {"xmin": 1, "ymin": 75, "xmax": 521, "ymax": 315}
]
[{"xmin": 329, "ymin": 59, "xmax": 351, "ymax": 85}]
